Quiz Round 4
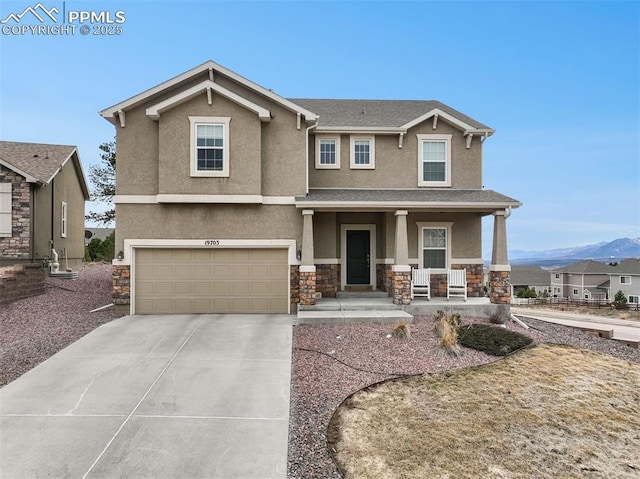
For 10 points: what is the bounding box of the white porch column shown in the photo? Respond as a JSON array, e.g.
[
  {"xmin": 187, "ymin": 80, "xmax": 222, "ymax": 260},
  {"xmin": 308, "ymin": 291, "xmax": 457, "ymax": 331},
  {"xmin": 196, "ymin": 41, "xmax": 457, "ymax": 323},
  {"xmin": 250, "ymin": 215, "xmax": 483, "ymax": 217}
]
[
  {"xmin": 301, "ymin": 209, "xmax": 315, "ymax": 266},
  {"xmin": 394, "ymin": 210, "xmax": 409, "ymax": 267}
]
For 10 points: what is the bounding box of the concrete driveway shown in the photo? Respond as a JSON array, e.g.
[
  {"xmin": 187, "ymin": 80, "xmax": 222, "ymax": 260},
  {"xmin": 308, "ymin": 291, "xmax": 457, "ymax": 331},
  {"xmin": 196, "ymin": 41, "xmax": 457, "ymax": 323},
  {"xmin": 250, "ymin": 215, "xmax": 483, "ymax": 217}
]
[{"xmin": 0, "ymin": 314, "xmax": 292, "ymax": 478}]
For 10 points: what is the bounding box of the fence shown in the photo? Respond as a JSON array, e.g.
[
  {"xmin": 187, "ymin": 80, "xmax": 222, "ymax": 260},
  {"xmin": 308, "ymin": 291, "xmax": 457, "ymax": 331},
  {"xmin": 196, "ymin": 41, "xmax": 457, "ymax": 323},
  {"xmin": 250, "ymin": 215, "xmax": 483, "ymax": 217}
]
[{"xmin": 512, "ymin": 297, "xmax": 640, "ymax": 311}]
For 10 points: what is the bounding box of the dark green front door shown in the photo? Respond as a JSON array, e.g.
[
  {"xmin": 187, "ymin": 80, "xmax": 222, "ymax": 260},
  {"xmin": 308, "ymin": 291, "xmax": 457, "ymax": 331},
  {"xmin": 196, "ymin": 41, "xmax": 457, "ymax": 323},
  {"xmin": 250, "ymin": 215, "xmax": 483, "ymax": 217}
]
[{"xmin": 347, "ymin": 230, "xmax": 370, "ymax": 284}]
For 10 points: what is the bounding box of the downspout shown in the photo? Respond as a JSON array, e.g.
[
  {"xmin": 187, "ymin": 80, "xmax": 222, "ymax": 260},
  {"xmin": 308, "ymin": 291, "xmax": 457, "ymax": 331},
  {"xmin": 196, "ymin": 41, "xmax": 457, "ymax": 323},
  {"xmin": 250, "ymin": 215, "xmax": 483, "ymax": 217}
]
[
  {"xmin": 50, "ymin": 177, "xmax": 54, "ymax": 256},
  {"xmin": 30, "ymin": 185, "xmax": 36, "ymax": 261},
  {"xmin": 305, "ymin": 117, "xmax": 319, "ymax": 195}
]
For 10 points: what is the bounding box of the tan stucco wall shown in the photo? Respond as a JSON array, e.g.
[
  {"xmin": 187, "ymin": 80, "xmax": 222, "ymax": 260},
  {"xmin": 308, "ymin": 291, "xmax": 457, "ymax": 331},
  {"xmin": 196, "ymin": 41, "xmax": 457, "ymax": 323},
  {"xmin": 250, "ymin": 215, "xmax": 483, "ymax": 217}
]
[
  {"xmin": 308, "ymin": 120, "xmax": 482, "ymax": 189},
  {"xmin": 115, "ymin": 204, "xmax": 302, "ymax": 253},
  {"xmin": 313, "ymin": 212, "xmax": 337, "ymax": 258},
  {"xmin": 407, "ymin": 212, "xmax": 482, "ymax": 259},
  {"xmin": 114, "ymin": 71, "xmax": 308, "ymax": 198},
  {"xmin": 158, "ymin": 94, "xmax": 262, "ymax": 195},
  {"xmin": 33, "ymin": 156, "xmax": 86, "ymax": 264}
]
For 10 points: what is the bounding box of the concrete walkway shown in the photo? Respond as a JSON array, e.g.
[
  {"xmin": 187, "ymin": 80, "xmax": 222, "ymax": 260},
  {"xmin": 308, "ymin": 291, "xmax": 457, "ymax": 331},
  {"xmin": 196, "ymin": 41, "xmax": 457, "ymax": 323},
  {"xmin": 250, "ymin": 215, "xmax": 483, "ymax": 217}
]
[
  {"xmin": 511, "ymin": 307, "xmax": 640, "ymax": 344},
  {"xmin": 0, "ymin": 314, "xmax": 292, "ymax": 478}
]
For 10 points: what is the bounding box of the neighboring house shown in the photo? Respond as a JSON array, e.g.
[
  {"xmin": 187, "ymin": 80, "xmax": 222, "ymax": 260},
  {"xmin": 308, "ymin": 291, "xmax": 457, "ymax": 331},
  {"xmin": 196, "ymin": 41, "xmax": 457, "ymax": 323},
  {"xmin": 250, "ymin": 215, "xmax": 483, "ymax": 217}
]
[
  {"xmin": 85, "ymin": 227, "xmax": 115, "ymax": 245},
  {"xmin": 99, "ymin": 60, "xmax": 521, "ymax": 315},
  {"xmin": 550, "ymin": 260, "xmax": 614, "ymax": 300},
  {"xmin": 510, "ymin": 265, "xmax": 551, "ymax": 297},
  {"xmin": 609, "ymin": 258, "xmax": 640, "ymax": 305},
  {"xmin": 0, "ymin": 141, "xmax": 90, "ymax": 268}
]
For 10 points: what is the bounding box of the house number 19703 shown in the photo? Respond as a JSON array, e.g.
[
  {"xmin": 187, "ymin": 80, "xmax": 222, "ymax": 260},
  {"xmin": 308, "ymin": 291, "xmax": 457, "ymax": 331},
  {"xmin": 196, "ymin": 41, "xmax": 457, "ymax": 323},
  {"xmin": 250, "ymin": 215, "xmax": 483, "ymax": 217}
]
[{"xmin": 204, "ymin": 240, "xmax": 220, "ymax": 246}]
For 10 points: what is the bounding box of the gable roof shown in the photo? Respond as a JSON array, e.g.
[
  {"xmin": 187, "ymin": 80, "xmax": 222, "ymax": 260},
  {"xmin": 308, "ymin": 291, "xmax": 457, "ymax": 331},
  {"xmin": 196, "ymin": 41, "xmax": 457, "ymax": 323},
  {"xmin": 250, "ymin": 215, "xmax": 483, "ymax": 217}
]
[
  {"xmin": 0, "ymin": 141, "xmax": 90, "ymax": 199},
  {"xmin": 99, "ymin": 60, "xmax": 318, "ymax": 125},
  {"xmin": 511, "ymin": 266, "xmax": 551, "ymax": 286},
  {"xmin": 613, "ymin": 258, "xmax": 640, "ymax": 275},
  {"xmin": 553, "ymin": 260, "xmax": 615, "ymax": 274},
  {"xmin": 289, "ymin": 99, "xmax": 493, "ymax": 133}
]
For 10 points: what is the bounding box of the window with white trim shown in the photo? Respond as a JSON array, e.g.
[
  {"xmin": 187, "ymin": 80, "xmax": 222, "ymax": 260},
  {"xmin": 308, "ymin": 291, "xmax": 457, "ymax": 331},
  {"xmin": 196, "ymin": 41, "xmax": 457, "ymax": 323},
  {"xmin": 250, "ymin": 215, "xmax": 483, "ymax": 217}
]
[
  {"xmin": 620, "ymin": 276, "xmax": 631, "ymax": 284},
  {"xmin": 629, "ymin": 295, "xmax": 639, "ymax": 304},
  {"xmin": 417, "ymin": 222, "xmax": 451, "ymax": 270},
  {"xmin": 555, "ymin": 273, "xmax": 560, "ymax": 280},
  {"xmin": 417, "ymin": 134, "xmax": 452, "ymax": 186},
  {"xmin": 189, "ymin": 116, "xmax": 230, "ymax": 177},
  {"xmin": 573, "ymin": 288, "xmax": 579, "ymax": 295},
  {"xmin": 61, "ymin": 202, "xmax": 68, "ymax": 238},
  {"xmin": 0, "ymin": 183, "xmax": 11, "ymax": 237},
  {"xmin": 315, "ymin": 136, "xmax": 340, "ymax": 169},
  {"xmin": 350, "ymin": 136, "xmax": 375, "ymax": 169}
]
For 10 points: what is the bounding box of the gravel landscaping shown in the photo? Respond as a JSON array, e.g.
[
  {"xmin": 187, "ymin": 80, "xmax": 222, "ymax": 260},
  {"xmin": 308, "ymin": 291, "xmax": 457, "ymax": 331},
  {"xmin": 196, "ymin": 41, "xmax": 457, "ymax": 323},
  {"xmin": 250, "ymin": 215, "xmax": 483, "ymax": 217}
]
[
  {"xmin": 0, "ymin": 263, "xmax": 118, "ymax": 387},
  {"xmin": 288, "ymin": 315, "xmax": 640, "ymax": 478}
]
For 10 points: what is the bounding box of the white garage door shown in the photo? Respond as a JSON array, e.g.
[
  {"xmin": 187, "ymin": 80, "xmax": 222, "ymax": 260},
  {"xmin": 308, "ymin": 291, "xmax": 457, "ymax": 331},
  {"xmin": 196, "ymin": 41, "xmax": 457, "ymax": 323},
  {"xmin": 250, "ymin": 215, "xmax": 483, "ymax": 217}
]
[{"xmin": 134, "ymin": 248, "xmax": 289, "ymax": 314}]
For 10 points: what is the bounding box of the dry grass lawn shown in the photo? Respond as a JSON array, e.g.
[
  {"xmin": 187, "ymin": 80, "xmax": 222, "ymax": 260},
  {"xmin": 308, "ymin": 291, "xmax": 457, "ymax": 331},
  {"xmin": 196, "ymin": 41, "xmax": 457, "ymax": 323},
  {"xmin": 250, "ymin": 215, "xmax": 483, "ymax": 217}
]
[{"xmin": 329, "ymin": 344, "xmax": 640, "ymax": 479}]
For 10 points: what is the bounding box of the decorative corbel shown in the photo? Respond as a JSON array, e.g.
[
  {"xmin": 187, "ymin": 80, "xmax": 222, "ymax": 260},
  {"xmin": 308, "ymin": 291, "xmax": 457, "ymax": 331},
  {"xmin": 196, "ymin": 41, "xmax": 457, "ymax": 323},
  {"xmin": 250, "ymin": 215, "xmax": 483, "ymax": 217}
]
[
  {"xmin": 398, "ymin": 132, "xmax": 404, "ymax": 149},
  {"xmin": 432, "ymin": 113, "xmax": 439, "ymax": 130},
  {"xmin": 117, "ymin": 110, "xmax": 125, "ymax": 128},
  {"xmin": 208, "ymin": 67, "xmax": 214, "ymax": 82},
  {"xmin": 466, "ymin": 133, "xmax": 473, "ymax": 149},
  {"xmin": 297, "ymin": 112, "xmax": 301, "ymax": 130},
  {"xmin": 206, "ymin": 86, "xmax": 212, "ymax": 105}
]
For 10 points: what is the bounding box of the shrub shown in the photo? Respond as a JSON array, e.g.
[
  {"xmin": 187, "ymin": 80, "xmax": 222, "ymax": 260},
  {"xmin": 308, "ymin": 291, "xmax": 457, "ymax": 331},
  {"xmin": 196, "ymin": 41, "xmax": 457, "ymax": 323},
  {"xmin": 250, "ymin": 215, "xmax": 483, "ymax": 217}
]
[
  {"xmin": 516, "ymin": 287, "xmax": 537, "ymax": 299},
  {"xmin": 392, "ymin": 321, "xmax": 411, "ymax": 340},
  {"xmin": 613, "ymin": 290, "xmax": 628, "ymax": 310},
  {"xmin": 434, "ymin": 310, "xmax": 461, "ymax": 357},
  {"xmin": 489, "ymin": 305, "xmax": 508, "ymax": 324},
  {"xmin": 457, "ymin": 324, "xmax": 532, "ymax": 356}
]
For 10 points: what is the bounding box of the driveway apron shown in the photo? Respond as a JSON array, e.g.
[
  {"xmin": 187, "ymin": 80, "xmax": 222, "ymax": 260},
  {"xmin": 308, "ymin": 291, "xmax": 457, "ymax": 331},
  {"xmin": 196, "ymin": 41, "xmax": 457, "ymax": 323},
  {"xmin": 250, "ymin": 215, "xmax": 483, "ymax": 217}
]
[{"xmin": 0, "ymin": 314, "xmax": 293, "ymax": 478}]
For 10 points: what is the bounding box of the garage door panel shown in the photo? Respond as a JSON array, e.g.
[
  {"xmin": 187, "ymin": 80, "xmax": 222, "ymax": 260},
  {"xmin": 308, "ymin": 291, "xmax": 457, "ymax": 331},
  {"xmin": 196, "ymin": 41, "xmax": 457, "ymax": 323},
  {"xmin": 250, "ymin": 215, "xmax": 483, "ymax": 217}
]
[{"xmin": 135, "ymin": 248, "xmax": 288, "ymax": 314}]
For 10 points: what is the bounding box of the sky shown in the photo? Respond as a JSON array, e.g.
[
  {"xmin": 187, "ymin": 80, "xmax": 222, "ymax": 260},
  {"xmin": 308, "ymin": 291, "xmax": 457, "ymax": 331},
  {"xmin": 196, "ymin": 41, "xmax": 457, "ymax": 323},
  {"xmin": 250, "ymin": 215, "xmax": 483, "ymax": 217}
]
[{"xmin": 0, "ymin": 0, "xmax": 638, "ymax": 254}]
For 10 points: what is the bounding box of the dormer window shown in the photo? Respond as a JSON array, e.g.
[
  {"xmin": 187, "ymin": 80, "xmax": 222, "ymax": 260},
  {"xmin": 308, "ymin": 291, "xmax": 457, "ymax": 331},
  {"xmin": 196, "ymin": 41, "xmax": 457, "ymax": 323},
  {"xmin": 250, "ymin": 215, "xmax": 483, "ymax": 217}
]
[
  {"xmin": 190, "ymin": 116, "xmax": 230, "ymax": 177},
  {"xmin": 350, "ymin": 136, "xmax": 375, "ymax": 169},
  {"xmin": 417, "ymin": 134, "xmax": 452, "ymax": 187},
  {"xmin": 316, "ymin": 135, "xmax": 340, "ymax": 169}
]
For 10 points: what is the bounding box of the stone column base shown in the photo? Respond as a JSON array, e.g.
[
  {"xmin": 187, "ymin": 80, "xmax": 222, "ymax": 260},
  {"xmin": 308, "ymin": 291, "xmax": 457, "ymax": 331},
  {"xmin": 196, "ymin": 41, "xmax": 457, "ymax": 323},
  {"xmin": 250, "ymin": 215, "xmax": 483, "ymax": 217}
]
[
  {"xmin": 112, "ymin": 264, "xmax": 131, "ymax": 306},
  {"xmin": 489, "ymin": 270, "xmax": 511, "ymax": 304},
  {"xmin": 391, "ymin": 267, "xmax": 411, "ymax": 305},
  {"xmin": 299, "ymin": 266, "xmax": 317, "ymax": 306}
]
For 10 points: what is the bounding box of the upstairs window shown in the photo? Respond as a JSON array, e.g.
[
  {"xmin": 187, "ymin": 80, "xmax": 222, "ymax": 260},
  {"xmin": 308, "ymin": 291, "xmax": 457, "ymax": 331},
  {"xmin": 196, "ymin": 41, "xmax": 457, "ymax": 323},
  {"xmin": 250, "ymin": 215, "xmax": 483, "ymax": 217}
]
[
  {"xmin": 417, "ymin": 134, "xmax": 452, "ymax": 186},
  {"xmin": 620, "ymin": 276, "xmax": 631, "ymax": 284},
  {"xmin": 350, "ymin": 136, "xmax": 375, "ymax": 169},
  {"xmin": 316, "ymin": 136, "xmax": 340, "ymax": 169},
  {"xmin": 190, "ymin": 116, "xmax": 230, "ymax": 177},
  {"xmin": 0, "ymin": 183, "xmax": 11, "ymax": 237}
]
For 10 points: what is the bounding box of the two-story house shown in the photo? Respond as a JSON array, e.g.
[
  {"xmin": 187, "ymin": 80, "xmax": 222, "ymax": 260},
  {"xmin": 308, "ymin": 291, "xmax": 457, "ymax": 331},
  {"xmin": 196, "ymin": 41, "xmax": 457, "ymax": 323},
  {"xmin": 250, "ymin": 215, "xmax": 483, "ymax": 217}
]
[
  {"xmin": 608, "ymin": 258, "xmax": 640, "ymax": 305},
  {"xmin": 550, "ymin": 260, "xmax": 614, "ymax": 300},
  {"xmin": 100, "ymin": 60, "xmax": 520, "ymax": 315}
]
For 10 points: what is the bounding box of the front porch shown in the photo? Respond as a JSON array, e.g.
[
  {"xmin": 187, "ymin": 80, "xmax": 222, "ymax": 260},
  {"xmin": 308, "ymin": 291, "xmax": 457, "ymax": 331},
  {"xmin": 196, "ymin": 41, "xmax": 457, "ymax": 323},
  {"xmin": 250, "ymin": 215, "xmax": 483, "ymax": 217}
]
[{"xmin": 297, "ymin": 292, "xmax": 502, "ymax": 324}]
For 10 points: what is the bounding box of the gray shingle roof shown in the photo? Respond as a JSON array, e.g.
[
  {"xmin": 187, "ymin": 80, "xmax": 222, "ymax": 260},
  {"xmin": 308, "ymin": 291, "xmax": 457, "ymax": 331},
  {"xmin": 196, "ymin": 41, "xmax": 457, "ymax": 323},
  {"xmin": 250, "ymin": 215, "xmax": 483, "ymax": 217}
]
[
  {"xmin": 288, "ymin": 99, "xmax": 491, "ymax": 129},
  {"xmin": 553, "ymin": 260, "xmax": 615, "ymax": 274},
  {"xmin": 510, "ymin": 266, "xmax": 551, "ymax": 286},
  {"xmin": 613, "ymin": 258, "xmax": 640, "ymax": 275},
  {"xmin": 0, "ymin": 141, "xmax": 76, "ymax": 183},
  {"xmin": 296, "ymin": 188, "xmax": 520, "ymax": 206}
]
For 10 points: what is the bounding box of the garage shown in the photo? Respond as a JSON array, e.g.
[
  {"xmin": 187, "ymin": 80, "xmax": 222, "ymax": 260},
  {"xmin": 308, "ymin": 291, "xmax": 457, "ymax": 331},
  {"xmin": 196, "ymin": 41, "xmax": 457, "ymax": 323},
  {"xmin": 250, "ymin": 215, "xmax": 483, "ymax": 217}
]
[{"xmin": 134, "ymin": 248, "xmax": 289, "ymax": 314}]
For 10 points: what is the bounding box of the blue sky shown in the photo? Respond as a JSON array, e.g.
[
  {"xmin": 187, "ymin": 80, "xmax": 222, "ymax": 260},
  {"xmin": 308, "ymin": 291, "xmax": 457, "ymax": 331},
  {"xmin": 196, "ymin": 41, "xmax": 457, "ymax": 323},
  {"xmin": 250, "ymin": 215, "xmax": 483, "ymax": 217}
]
[{"xmin": 1, "ymin": 0, "xmax": 638, "ymax": 253}]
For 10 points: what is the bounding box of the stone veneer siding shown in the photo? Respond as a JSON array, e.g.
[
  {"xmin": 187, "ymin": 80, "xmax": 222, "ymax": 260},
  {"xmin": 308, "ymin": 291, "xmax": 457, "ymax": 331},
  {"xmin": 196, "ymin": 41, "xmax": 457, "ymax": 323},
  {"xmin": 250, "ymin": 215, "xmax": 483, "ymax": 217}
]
[
  {"xmin": 0, "ymin": 168, "xmax": 30, "ymax": 259},
  {"xmin": 316, "ymin": 264, "xmax": 339, "ymax": 298},
  {"xmin": 489, "ymin": 270, "xmax": 511, "ymax": 304},
  {"xmin": 391, "ymin": 269, "xmax": 411, "ymax": 305},
  {"xmin": 290, "ymin": 265, "xmax": 300, "ymax": 305},
  {"xmin": 0, "ymin": 263, "xmax": 44, "ymax": 306},
  {"xmin": 412, "ymin": 264, "xmax": 484, "ymax": 298},
  {"xmin": 112, "ymin": 264, "xmax": 131, "ymax": 305},
  {"xmin": 299, "ymin": 270, "xmax": 316, "ymax": 305}
]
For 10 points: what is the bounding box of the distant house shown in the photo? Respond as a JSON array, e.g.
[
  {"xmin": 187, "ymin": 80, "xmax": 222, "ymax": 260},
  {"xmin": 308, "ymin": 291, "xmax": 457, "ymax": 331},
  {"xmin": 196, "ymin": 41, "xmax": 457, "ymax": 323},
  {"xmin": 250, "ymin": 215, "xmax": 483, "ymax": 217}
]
[
  {"xmin": 0, "ymin": 141, "xmax": 90, "ymax": 268},
  {"xmin": 511, "ymin": 265, "xmax": 551, "ymax": 297},
  {"xmin": 85, "ymin": 227, "xmax": 115, "ymax": 245},
  {"xmin": 550, "ymin": 260, "xmax": 614, "ymax": 300},
  {"xmin": 609, "ymin": 258, "xmax": 640, "ymax": 305}
]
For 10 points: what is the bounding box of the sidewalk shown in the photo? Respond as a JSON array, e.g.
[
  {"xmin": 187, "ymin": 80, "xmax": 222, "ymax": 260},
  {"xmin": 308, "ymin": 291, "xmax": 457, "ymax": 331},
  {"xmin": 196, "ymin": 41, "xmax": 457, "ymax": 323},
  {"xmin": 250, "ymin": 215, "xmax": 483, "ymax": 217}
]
[{"xmin": 511, "ymin": 307, "xmax": 640, "ymax": 344}]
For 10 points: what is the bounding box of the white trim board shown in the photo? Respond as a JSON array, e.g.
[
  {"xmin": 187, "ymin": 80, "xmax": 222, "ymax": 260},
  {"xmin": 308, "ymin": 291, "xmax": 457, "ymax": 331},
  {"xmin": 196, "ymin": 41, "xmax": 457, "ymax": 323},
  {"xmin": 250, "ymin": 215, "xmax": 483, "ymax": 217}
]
[{"xmin": 114, "ymin": 195, "xmax": 297, "ymax": 205}]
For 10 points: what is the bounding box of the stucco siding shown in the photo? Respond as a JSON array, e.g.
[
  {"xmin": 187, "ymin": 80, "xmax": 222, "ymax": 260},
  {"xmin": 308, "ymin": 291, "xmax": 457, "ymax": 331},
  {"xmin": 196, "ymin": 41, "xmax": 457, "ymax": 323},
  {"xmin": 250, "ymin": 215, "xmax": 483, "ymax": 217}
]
[
  {"xmin": 408, "ymin": 212, "xmax": 482, "ymax": 259},
  {"xmin": 115, "ymin": 203, "xmax": 302, "ymax": 254},
  {"xmin": 610, "ymin": 274, "xmax": 639, "ymax": 299},
  {"xmin": 308, "ymin": 119, "xmax": 482, "ymax": 189}
]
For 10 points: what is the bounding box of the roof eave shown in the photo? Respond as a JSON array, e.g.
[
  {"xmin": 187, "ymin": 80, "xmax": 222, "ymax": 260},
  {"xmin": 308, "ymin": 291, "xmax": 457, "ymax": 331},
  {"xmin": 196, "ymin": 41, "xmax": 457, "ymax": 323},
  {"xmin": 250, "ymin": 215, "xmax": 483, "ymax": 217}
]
[{"xmin": 0, "ymin": 158, "xmax": 42, "ymax": 184}]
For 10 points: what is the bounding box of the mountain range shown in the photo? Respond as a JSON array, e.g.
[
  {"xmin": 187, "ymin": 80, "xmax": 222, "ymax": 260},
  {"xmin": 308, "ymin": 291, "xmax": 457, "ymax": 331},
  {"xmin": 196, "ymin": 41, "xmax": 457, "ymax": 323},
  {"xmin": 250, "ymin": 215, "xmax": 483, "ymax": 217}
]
[{"xmin": 502, "ymin": 237, "xmax": 640, "ymax": 267}]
